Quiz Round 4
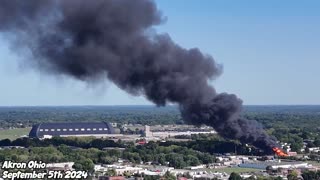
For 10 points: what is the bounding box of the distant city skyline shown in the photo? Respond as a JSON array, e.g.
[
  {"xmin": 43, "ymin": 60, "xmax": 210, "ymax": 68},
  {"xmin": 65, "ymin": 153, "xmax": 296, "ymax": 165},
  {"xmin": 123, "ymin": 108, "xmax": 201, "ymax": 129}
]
[{"xmin": 1, "ymin": 0, "xmax": 320, "ymax": 106}]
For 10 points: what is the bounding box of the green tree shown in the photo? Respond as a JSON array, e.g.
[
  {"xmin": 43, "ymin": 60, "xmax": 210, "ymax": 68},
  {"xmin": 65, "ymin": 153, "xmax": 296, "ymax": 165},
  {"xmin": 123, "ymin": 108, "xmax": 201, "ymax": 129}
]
[
  {"xmin": 186, "ymin": 155, "xmax": 200, "ymax": 166},
  {"xmin": 105, "ymin": 169, "xmax": 117, "ymax": 176},
  {"xmin": 287, "ymin": 170, "xmax": 298, "ymax": 180},
  {"xmin": 163, "ymin": 171, "xmax": 176, "ymax": 180},
  {"xmin": 157, "ymin": 153, "xmax": 166, "ymax": 165},
  {"xmin": 314, "ymin": 138, "xmax": 320, "ymax": 147},
  {"xmin": 290, "ymin": 143, "xmax": 302, "ymax": 152},
  {"xmin": 245, "ymin": 176, "xmax": 255, "ymax": 180},
  {"xmin": 72, "ymin": 163, "xmax": 83, "ymax": 171},
  {"xmin": 166, "ymin": 153, "xmax": 186, "ymax": 169},
  {"xmin": 123, "ymin": 171, "xmax": 132, "ymax": 177},
  {"xmin": 77, "ymin": 158, "xmax": 95, "ymax": 174},
  {"xmin": 229, "ymin": 172, "xmax": 242, "ymax": 180},
  {"xmin": 301, "ymin": 170, "xmax": 318, "ymax": 180}
]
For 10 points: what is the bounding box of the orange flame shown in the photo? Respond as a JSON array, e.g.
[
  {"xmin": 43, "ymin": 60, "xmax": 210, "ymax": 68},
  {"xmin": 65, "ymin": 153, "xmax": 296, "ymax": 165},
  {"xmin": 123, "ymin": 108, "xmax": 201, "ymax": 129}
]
[{"xmin": 272, "ymin": 147, "xmax": 288, "ymax": 157}]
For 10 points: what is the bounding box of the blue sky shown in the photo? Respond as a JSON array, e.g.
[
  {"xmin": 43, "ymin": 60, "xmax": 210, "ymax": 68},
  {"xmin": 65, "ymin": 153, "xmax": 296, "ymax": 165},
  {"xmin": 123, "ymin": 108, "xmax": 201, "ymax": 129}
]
[{"xmin": 1, "ymin": 0, "xmax": 320, "ymax": 106}]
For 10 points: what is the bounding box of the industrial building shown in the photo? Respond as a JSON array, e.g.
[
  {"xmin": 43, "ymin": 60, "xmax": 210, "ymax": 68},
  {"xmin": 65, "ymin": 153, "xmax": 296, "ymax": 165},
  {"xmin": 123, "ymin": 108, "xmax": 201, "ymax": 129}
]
[
  {"xmin": 144, "ymin": 125, "xmax": 216, "ymax": 139},
  {"xmin": 238, "ymin": 161, "xmax": 310, "ymax": 170},
  {"xmin": 29, "ymin": 122, "xmax": 115, "ymax": 138}
]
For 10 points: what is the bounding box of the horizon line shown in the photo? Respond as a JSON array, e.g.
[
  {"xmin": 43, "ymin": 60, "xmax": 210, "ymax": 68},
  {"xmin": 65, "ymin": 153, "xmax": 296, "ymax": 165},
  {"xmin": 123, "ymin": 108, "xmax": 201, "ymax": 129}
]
[{"xmin": 0, "ymin": 104, "xmax": 320, "ymax": 107}]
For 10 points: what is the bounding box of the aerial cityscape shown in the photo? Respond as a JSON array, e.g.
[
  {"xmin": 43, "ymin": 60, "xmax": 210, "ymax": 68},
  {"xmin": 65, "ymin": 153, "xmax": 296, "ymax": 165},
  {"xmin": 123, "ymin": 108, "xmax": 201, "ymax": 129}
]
[{"xmin": 0, "ymin": 0, "xmax": 320, "ymax": 180}]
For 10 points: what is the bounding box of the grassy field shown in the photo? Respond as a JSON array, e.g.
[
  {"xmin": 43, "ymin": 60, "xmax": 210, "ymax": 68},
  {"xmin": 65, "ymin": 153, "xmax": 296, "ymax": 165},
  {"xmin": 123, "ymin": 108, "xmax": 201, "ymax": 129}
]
[
  {"xmin": 0, "ymin": 128, "xmax": 31, "ymax": 140},
  {"xmin": 208, "ymin": 167, "xmax": 261, "ymax": 174}
]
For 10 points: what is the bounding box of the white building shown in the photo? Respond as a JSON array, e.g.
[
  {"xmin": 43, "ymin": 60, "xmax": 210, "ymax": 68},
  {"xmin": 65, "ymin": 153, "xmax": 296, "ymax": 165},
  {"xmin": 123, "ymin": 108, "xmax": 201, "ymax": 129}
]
[
  {"xmin": 308, "ymin": 147, "xmax": 320, "ymax": 153},
  {"xmin": 94, "ymin": 165, "xmax": 144, "ymax": 176},
  {"xmin": 46, "ymin": 162, "xmax": 74, "ymax": 170},
  {"xmin": 145, "ymin": 125, "xmax": 152, "ymax": 138}
]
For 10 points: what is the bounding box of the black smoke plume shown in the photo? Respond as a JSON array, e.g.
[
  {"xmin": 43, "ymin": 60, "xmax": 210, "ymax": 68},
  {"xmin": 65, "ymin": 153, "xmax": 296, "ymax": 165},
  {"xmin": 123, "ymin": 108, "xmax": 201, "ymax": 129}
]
[{"xmin": 0, "ymin": 0, "xmax": 277, "ymax": 151}]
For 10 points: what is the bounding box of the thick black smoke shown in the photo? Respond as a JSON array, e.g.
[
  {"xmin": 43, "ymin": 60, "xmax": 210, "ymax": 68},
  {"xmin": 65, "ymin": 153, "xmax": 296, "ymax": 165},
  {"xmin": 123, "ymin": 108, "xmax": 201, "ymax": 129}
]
[{"xmin": 0, "ymin": 0, "xmax": 277, "ymax": 151}]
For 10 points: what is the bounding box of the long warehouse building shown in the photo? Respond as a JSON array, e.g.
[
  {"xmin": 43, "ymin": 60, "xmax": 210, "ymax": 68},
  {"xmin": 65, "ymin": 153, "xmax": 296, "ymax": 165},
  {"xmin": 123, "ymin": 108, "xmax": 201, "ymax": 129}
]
[{"xmin": 29, "ymin": 122, "xmax": 115, "ymax": 138}]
